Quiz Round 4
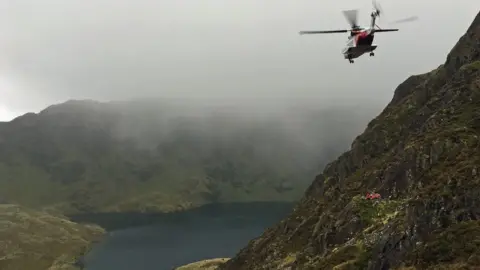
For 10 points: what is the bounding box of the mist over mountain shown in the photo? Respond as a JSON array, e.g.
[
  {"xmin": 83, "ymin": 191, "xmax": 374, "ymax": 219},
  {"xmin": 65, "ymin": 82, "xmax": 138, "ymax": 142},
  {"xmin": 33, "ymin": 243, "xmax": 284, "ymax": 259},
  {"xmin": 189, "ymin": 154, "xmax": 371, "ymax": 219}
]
[{"xmin": 0, "ymin": 98, "xmax": 377, "ymax": 214}]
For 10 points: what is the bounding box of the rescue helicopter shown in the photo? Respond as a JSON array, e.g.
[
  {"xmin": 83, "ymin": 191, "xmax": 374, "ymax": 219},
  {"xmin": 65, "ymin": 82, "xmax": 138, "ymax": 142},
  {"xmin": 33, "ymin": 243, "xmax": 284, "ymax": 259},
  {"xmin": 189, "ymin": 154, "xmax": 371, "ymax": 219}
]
[{"xmin": 299, "ymin": 0, "xmax": 418, "ymax": 63}]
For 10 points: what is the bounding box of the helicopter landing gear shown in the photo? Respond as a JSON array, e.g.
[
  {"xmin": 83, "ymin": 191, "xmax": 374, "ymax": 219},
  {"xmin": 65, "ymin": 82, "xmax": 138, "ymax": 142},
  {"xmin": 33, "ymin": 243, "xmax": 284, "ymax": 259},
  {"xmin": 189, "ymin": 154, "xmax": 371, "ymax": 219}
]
[
  {"xmin": 348, "ymin": 58, "xmax": 354, "ymax": 63},
  {"xmin": 369, "ymin": 52, "xmax": 375, "ymax": 57}
]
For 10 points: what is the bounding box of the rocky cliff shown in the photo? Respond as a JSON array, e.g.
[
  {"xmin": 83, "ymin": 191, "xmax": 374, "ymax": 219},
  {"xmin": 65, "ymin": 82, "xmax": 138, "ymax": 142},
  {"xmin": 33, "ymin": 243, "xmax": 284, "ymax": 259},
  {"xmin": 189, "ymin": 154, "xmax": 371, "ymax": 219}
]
[{"xmin": 220, "ymin": 11, "xmax": 480, "ymax": 270}]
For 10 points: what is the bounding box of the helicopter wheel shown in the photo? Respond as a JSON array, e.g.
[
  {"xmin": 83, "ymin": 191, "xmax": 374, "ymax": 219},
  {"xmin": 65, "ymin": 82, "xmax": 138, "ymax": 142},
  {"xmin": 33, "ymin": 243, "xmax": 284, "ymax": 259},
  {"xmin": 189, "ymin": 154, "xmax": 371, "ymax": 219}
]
[
  {"xmin": 369, "ymin": 52, "xmax": 374, "ymax": 57},
  {"xmin": 349, "ymin": 59, "xmax": 354, "ymax": 63}
]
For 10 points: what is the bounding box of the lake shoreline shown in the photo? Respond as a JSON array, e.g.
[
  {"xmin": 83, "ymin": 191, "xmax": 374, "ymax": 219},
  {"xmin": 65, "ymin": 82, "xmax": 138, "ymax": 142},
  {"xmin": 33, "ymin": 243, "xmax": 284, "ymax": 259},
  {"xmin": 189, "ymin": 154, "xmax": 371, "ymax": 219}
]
[
  {"xmin": 67, "ymin": 201, "xmax": 296, "ymax": 231},
  {"xmin": 73, "ymin": 234, "xmax": 107, "ymax": 270}
]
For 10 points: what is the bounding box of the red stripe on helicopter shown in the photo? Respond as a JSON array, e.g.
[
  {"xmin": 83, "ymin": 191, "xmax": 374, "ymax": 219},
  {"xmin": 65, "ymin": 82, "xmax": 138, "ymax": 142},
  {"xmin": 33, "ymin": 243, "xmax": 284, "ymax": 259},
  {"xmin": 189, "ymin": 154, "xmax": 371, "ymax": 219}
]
[{"xmin": 354, "ymin": 31, "xmax": 368, "ymax": 45}]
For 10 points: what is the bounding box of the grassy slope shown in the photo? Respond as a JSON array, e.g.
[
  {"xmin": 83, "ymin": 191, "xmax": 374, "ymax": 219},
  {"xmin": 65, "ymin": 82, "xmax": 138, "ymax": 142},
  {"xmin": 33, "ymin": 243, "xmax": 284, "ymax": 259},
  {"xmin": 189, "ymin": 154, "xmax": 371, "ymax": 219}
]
[
  {"xmin": 0, "ymin": 204, "xmax": 105, "ymax": 270},
  {"xmin": 220, "ymin": 11, "xmax": 480, "ymax": 270}
]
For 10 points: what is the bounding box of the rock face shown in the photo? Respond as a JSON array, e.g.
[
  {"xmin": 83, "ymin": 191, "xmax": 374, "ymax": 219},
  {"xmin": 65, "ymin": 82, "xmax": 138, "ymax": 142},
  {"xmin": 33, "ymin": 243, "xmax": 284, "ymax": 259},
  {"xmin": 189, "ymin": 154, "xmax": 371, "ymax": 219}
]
[{"xmin": 220, "ymin": 11, "xmax": 480, "ymax": 270}]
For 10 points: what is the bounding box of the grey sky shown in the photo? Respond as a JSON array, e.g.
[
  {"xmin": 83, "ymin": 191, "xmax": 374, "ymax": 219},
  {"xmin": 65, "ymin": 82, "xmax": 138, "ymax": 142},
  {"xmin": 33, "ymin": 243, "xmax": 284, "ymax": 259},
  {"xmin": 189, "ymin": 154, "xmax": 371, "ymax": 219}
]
[{"xmin": 0, "ymin": 0, "xmax": 478, "ymax": 120}]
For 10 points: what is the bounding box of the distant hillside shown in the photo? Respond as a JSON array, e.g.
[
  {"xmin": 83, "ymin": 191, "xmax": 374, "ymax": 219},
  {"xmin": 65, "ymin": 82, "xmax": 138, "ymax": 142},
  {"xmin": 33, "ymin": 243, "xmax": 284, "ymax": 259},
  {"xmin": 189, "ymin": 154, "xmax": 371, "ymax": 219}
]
[
  {"xmin": 0, "ymin": 204, "xmax": 105, "ymax": 270},
  {"xmin": 221, "ymin": 11, "xmax": 480, "ymax": 270},
  {"xmin": 0, "ymin": 98, "xmax": 374, "ymax": 214}
]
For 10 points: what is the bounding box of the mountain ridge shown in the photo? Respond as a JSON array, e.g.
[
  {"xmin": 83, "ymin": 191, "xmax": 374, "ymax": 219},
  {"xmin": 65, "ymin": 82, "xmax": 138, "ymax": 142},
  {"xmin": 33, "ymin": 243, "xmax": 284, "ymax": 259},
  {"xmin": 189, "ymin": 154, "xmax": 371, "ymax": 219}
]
[
  {"xmin": 0, "ymin": 98, "xmax": 375, "ymax": 215},
  {"xmin": 220, "ymin": 10, "xmax": 480, "ymax": 270}
]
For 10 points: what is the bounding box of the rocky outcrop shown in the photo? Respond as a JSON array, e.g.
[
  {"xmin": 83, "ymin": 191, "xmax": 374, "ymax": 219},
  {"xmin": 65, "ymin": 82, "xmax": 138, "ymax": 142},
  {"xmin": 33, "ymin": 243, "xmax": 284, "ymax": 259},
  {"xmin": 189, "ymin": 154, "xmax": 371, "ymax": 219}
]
[
  {"xmin": 220, "ymin": 10, "xmax": 480, "ymax": 270},
  {"xmin": 175, "ymin": 258, "xmax": 230, "ymax": 270}
]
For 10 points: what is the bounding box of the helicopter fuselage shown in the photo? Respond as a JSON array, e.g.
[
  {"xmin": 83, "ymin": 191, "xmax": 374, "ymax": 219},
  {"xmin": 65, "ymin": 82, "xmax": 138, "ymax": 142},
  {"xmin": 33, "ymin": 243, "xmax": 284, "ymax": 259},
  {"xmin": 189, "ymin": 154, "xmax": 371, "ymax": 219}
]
[{"xmin": 342, "ymin": 29, "xmax": 377, "ymax": 61}]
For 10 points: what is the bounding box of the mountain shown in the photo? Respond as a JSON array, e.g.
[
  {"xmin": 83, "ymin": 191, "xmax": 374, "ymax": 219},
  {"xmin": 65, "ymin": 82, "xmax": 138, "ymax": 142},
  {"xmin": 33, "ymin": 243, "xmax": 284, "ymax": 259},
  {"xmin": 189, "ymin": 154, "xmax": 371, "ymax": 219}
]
[
  {"xmin": 220, "ymin": 11, "xmax": 480, "ymax": 270},
  {"xmin": 0, "ymin": 98, "xmax": 374, "ymax": 214},
  {"xmin": 0, "ymin": 204, "xmax": 104, "ymax": 270}
]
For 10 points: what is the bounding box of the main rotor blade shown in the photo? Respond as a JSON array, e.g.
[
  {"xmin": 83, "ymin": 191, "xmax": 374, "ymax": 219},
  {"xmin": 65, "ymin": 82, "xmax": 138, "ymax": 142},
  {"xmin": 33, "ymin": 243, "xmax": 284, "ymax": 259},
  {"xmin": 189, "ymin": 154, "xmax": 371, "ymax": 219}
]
[
  {"xmin": 390, "ymin": 16, "xmax": 419, "ymax": 24},
  {"xmin": 342, "ymin": 9, "xmax": 359, "ymax": 28},
  {"xmin": 374, "ymin": 28, "xmax": 399, "ymax": 32},
  {"xmin": 299, "ymin": 30, "xmax": 349, "ymax": 34}
]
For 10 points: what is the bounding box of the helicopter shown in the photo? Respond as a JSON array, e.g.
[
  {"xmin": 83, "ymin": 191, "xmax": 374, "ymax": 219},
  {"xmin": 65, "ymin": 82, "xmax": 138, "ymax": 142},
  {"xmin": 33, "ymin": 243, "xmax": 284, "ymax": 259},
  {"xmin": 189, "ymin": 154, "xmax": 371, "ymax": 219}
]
[{"xmin": 299, "ymin": 0, "xmax": 418, "ymax": 63}]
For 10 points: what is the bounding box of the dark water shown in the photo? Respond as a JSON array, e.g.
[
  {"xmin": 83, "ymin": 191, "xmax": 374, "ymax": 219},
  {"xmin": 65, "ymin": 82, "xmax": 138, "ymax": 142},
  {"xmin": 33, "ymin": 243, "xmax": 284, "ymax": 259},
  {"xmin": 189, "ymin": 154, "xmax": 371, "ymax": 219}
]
[{"xmin": 71, "ymin": 202, "xmax": 294, "ymax": 270}]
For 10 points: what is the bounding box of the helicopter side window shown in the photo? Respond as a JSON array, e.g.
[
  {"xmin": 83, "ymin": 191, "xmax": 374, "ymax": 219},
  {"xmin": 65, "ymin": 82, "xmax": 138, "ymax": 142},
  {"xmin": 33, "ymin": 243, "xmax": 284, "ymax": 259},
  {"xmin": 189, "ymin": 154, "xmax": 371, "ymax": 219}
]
[{"xmin": 347, "ymin": 38, "xmax": 355, "ymax": 47}]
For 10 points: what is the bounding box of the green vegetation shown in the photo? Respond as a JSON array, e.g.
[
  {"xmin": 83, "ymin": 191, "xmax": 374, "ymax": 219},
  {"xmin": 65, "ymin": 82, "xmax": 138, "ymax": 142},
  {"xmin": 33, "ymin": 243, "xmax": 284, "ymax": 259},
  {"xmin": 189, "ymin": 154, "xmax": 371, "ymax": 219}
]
[
  {"xmin": 459, "ymin": 60, "xmax": 480, "ymax": 71},
  {"xmin": 0, "ymin": 204, "xmax": 105, "ymax": 270},
  {"xmin": 351, "ymin": 195, "xmax": 403, "ymax": 226}
]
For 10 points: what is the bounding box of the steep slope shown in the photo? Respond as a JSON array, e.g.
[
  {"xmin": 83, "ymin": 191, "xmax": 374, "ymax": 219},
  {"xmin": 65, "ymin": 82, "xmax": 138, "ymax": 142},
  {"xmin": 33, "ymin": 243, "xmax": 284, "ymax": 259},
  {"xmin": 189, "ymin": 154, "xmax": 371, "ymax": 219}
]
[
  {"xmin": 0, "ymin": 204, "xmax": 105, "ymax": 270},
  {"xmin": 0, "ymin": 99, "xmax": 372, "ymax": 214},
  {"xmin": 221, "ymin": 11, "xmax": 480, "ymax": 270}
]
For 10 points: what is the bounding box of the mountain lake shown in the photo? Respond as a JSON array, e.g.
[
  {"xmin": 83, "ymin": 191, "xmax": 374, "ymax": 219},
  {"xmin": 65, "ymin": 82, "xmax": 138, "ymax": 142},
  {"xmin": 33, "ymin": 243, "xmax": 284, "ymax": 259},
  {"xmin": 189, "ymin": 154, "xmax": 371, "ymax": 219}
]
[{"xmin": 69, "ymin": 202, "xmax": 294, "ymax": 270}]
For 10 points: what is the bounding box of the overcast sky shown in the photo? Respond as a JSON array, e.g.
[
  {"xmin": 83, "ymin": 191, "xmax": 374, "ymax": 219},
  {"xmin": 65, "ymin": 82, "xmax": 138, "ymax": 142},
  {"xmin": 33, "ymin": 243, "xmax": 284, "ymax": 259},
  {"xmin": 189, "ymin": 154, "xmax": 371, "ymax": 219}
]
[{"xmin": 0, "ymin": 0, "xmax": 478, "ymax": 121}]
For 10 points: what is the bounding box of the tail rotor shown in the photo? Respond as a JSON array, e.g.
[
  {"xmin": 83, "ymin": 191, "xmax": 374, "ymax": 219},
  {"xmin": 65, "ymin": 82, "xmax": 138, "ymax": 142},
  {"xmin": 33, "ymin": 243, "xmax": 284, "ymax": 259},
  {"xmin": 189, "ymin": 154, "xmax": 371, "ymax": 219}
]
[{"xmin": 372, "ymin": 0, "xmax": 418, "ymax": 28}]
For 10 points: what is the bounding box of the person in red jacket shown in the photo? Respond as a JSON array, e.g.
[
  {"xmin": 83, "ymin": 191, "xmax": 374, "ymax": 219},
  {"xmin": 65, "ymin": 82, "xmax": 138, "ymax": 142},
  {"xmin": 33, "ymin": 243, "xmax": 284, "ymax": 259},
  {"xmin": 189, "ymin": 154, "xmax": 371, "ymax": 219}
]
[{"xmin": 365, "ymin": 192, "xmax": 381, "ymax": 200}]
